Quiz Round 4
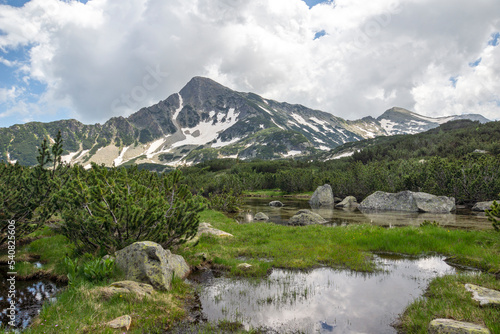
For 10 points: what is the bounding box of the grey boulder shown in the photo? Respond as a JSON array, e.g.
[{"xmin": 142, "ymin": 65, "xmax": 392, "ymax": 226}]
[
  {"xmin": 288, "ymin": 209, "xmax": 327, "ymax": 226},
  {"xmin": 359, "ymin": 191, "xmax": 455, "ymax": 213},
  {"xmin": 428, "ymin": 319, "xmax": 490, "ymax": 334},
  {"xmin": 309, "ymin": 184, "xmax": 334, "ymax": 207},
  {"xmin": 254, "ymin": 212, "xmax": 270, "ymax": 221},
  {"xmin": 471, "ymin": 201, "xmax": 496, "ymax": 212},
  {"xmin": 115, "ymin": 241, "xmax": 190, "ymax": 291},
  {"xmin": 335, "ymin": 196, "xmax": 358, "ymax": 208},
  {"xmin": 269, "ymin": 201, "xmax": 284, "ymax": 207}
]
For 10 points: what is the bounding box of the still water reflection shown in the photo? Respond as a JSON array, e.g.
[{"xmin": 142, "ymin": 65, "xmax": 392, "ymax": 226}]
[
  {"xmin": 235, "ymin": 198, "xmax": 492, "ymax": 230},
  {"xmin": 0, "ymin": 266, "xmax": 62, "ymax": 329},
  {"xmin": 195, "ymin": 255, "xmax": 474, "ymax": 334}
]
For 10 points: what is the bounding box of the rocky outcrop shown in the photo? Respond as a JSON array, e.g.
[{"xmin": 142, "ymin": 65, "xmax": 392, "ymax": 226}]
[
  {"xmin": 269, "ymin": 201, "xmax": 284, "ymax": 207},
  {"xmin": 428, "ymin": 319, "xmax": 490, "ymax": 334},
  {"xmin": 115, "ymin": 241, "xmax": 190, "ymax": 291},
  {"xmin": 471, "ymin": 201, "xmax": 495, "ymax": 212},
  {"xmin": 335, "ymin": 196, "xmax": 358, "ymax": 208},
  {"xmin": 288, "ymin": 209, "xmax": 326, "ymax": 226},
  {"xmin": 254, "ymin": 212, "xmax": 269, "ymax": 221},
  {"xmin": 359, "ymin": 191, "xmax": 455, "ymax": 213},
  {"xmin": 309, "ymin": 184, "xmax": 334, "ymax": 207},
  {"xmin": 465, "ymin": 284, "xmax": 500, "ymax": 307}
]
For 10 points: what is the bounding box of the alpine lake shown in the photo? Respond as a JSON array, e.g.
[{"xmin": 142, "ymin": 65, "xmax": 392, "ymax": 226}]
[
  {"xmin": 0, "ymin": 197, "xmax": 493, "ymax": 332},
  {"xmin": 187, "ymin": 197, "xmax": 489, "ymax": 333}
]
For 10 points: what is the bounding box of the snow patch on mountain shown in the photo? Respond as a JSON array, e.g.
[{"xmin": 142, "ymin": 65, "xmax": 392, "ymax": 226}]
[
  {"xmin": 258, "ymin": 105, "xmax": 272, "ymax": 115},
  {"xmin": 328, "ymin": 151, "xmax": 355, "ymax": 160},
  {"xmin": 147, "ymin": 138, "xmax": 166, "ymax": 158},
  {"xmin": 114, "ymin": 145, "xmax": 130, "ymax": 166},
  {"xmin": 212, "ymin": 136, "xmax": 241, "ymax": 148},
  {"xmin": 271, "ymin": 119, "xmax": 284, "ymax": 130},
  {"xmin": 380, "ymin": 119, "xmax": 398, "ymax": 134},
  {"xmin": 283, "ymin": 150, "xmax": 302, "ymax": 157},
  {"xmin": 173, "ymin": 93, "xmax": 184, "ymax": 120},
  {"xmin": 61, "ymin": 151, "xmax": 79, "ymax": 164},
  {"xmin": 291, "ymin": 113, "xmax": 320, "ymax": 132},
  {"xmin": 171, "ymin": 108, "xmax": 239, "ymax": 148}
]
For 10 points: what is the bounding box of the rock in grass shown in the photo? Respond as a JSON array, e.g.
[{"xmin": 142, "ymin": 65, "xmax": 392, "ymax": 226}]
[
  {"xmin": 98, "ymin": 280, "xmax": 154, "ymax": 300},
  {"xmin": 288, "ymin": 209, "xmax": 326, "ymax": 226},
  {"xmin": 237, "ymin": 263, "xmax": 252, "ymax": 270},
  {"xmin": 115, "ymin": 241, "xmax": 190, "ymax": 291},
  {"xmin": 471, "ymin": 201, "xmax": 496, "ymax": 212},
  {"xmin": 269, "ymin": 201, "xmax": 284, "ymax": 207},
  {"xmin": 309, "ymin": 184, "xmax": 334, "ymax": 207},
  {"xmin": 254, "ymin": 212, "xmax": 269, "ymax": 221},
  {"xmin": 465, "ymin": 284, "xmax": 500, "ymax": 307},
  {"xmin": 197, "ymin": 222, "xmax": 234, "ymax": 237},
  {"xmin": 106, "ymin": 315, "xmax": 132, "ymax": 330},
  {"xmin": 428, "ymin": 319, "xmax": 490, "ymax": 334}
]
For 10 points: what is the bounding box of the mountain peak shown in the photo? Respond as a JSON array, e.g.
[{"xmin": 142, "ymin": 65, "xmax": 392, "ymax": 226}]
[{"xmin": 179, "ymin": 76, "xmax": 234, "ymax": 106}]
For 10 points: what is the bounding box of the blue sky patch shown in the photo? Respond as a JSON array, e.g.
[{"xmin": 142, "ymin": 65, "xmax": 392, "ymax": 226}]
[
  {"xmin": 314, "ymin": 30, "xmax": 326, "ymax": 40},
  {"xmin": 488, "ymin": 32, "xmax": 500, "ymax": 46},
  {"xmin": 449, "ymin": 76, "xmax": 458, "ymax": 88},
  {"xmin": 469, "ymin": 58, "xmax": 482, "ymax": 67},
  {"xmin": 2, "ymin": 0, "xmax": 30, "ymax": 7},
  {"xmin": 302, "ymin": 0, "xmax": 333, "ymax": 9}
]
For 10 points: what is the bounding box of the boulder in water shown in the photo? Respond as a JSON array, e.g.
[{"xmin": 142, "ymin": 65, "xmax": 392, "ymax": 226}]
[{"xmin": 309, "ymin": 184, "xmax": 334, "ymax": 207}]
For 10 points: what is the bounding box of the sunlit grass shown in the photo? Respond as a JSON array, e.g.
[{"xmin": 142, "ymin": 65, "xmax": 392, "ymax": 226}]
[
  {"xmin": 22, "ymin": 277, "xmax": 190, "ymax": 334},
  {"xmin": 398, "ymin": 273, "xmax": 500, "ymax": 334},
  {"xmin": 185, "ymin": 210, "xmax": 500, "ymax": 276}
]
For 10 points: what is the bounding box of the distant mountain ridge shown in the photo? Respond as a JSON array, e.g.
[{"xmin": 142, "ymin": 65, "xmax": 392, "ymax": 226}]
[{"xmin": 0, "ymin": 77, "xmax": 490, "ymax": 167}]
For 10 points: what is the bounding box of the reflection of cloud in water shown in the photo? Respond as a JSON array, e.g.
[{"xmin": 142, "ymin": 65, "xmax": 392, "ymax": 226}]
[{"xmin": 197, "ymin": 256, "xmax": 473, "ymax": 334}]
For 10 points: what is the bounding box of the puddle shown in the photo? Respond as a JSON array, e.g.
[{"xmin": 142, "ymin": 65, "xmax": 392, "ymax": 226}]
[
  {"xmin": 0, "ymin": 266, "xmax": 63, "ymax": 329},
  {"xmin": 234, "ymin": 198, "xmax": 492, "ymax": 230},
  {"xmin": 193, "ymin": 255, "xmax": 474, "ymax": 333}
]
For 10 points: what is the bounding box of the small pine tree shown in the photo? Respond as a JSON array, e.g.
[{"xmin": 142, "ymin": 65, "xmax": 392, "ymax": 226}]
[
  {"xmin": 57, "ymin": 164, "xmax": 204, "ymax": 254},
  {"xmin": 486, "ymin": 197, "xmax": 500, "ymax": 231},
  {"xmin": 0, "ymin": 131, "xmax": 69, "ymax": 245}
]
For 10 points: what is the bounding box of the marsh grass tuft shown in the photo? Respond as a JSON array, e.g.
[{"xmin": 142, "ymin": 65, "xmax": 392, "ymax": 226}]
[{"xmin": 398, "ymin": 273, "xmax": 500, "ymax": 334}]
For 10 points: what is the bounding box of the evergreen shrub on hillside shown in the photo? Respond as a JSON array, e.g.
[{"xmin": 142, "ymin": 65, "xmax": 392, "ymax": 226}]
[{"xmin": 58, "ymin": 165, "xmax": 204, "ymax": 254}]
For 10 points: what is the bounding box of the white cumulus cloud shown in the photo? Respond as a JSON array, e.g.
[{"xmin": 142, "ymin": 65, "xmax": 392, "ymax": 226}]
[{"xmin": 0, "ymin": 0, "xmax": 499, "ymax": 127}]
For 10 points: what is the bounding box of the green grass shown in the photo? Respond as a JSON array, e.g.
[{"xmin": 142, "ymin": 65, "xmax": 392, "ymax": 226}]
[
  {"xmin": 398, "ymin": 273, "xmax": 500, "ymax": 333},
  {"xmin": 21, "ymin": 277, "xmax": 190, "ymax": 334},
  {"xmin": 182, "ymin": 210, "xmax": 500, "ymax": 277},
  {"xmin": 4, "ymin": 211, "xmax": 499, "ymax": 333}
]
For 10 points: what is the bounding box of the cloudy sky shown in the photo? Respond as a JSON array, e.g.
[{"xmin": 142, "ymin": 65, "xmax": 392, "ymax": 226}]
[{"xmin": 0, "ymin": 0, "xmax": 499, "ymax": 127}]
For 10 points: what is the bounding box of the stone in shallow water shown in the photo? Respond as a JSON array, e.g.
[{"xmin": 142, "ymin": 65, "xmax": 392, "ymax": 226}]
[
  {"xmin": 254, "ymin": 212, "xmax": 269, "ymax": 221},
  {"xmin": 465, "ymin": 284, "xmax": 500, "ymax": 307},
  {"xmin": 428, "ymin": 319, "xmax": 490, "ymax": 334},
  {"xmin": 471, "ymin": 201, "xmax": 496, "ymax": 212},
  {"xmin": 269, "ymin": 201, "xmax": 284, "ymax": 207},
  {"xmin": 288, "ymin": 209, "xmax": 326, "ymax": 226},
  {"xmin": 309, "ymin": 184, "xmax": 334, "ymax": 207}
]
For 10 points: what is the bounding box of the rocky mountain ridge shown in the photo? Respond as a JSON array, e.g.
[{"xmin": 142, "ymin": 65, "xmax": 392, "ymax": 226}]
[{"xmin": 0, "ymin": 77, "xmax": 490, "ymax": 167}]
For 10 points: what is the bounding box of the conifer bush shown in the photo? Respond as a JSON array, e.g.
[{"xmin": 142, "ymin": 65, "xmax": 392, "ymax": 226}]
[
  {"xmin": 0, "ymin": 131, "xmax": 69, "ymax": 245},
  {"xmin": 486, "ymin": 197, "xmax": 500, "ymax": 231},
  {"xmin": 57, "ymin": 164, "xmax": 204, "ymax": 254}
]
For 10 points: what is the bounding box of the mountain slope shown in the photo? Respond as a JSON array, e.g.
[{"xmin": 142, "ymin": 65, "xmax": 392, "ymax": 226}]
[{"xmin": 0, "ymin": 77, "xmax": 490, "ymax": 167}]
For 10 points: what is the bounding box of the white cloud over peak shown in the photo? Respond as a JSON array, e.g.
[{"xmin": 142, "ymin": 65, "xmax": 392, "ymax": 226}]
[{"xmin": 0, "ymin": 0, "xmax": 499, "ymax": 127}]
